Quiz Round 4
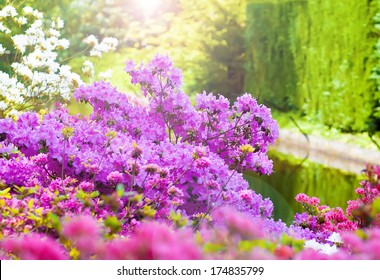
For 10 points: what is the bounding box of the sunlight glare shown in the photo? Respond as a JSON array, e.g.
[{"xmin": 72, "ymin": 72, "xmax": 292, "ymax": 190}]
[{"xmin": 137, "ymin": 0, "xmax": 161, "ymax": 16}]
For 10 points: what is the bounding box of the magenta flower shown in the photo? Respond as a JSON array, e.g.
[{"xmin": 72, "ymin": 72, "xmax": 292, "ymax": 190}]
[{"xmin": 3, "ymin": 234, "xmax": 68, "ymax": 260}]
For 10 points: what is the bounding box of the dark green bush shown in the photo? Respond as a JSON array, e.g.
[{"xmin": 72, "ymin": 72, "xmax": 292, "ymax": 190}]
[{"xmin": 245, "ymin": 0, "xmax": 380, "ymax": 132}]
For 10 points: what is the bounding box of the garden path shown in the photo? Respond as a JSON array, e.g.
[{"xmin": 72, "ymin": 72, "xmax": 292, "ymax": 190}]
[{"xmin": 274, "ymin": 129, "xmax": 380, "ymax": 174}]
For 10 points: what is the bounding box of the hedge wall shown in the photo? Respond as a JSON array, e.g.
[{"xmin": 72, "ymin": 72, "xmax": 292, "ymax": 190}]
[{"xmin": 245, "ymin": 0, "xmax": 380, "ymax": 132}]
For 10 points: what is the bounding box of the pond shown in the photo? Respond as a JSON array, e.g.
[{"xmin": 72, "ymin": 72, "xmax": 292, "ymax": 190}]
[{"xmin": 245, "ymin": 150, "xmax": 361, "ymax": 225}]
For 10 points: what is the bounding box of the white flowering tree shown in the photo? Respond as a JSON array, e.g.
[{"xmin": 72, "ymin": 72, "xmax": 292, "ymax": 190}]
[{"xmin": 0, "ymin": 5, "xmax": 118, "ymax": 118}]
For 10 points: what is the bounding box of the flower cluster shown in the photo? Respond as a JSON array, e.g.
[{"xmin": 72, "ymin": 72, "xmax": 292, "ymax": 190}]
[
  {"xmin": 346, "ymin": 164, "xmax": 380, "ymax": 227},
  {"xmin": 124, "ymin": 55, "xmax": 278, "ymax": 175},
  {"xmin": 0, "ymin": 5, "xmax": 118, "ymax": 118},
  {"xmin": 293, "ymin": 164, "xmax": 380, "ymax": 242},
  {"xmin": 0, "ymin": 55, "xmax": 279, "ymax": 242},
  {"xmin": 294, "ymin": 193, "xmax": 357, "ymax": 242}
]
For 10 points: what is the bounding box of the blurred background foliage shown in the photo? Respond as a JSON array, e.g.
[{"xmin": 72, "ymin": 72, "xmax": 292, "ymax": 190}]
[
  {"xmin": 46, "ymin": 0, "xmax": 247, "ymax": 99},
  {"xmin": 245, "ymin": 0, "xmax": 380, "ymax": 134}
]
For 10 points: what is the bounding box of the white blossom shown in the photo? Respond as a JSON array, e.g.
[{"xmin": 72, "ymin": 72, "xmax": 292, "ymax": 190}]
[
  {"xmin": 56, "ymin": 18, "xmax": 64, "ymax": 29},
  {"xmin": 49, "ymin": 28, "xmax": 60, "ymax": 38},
  {"xmin": 83, "ymin": 35, "xmax": 98, "ymax": 46},
  {"xmin": 23, "ymin": 7, "xmax": 34, "ymax": 15},
  {"xmin": 326, "ymin": 232, "xmax": 343, "ymax": 244},
  {"xmin": 57, "ymin": 39, "xmax": 70, "ymax": 49},
  {"xmin": 98, "ymin": 69, "xmax": 113, "ymax": 81},
  {"xmin": 0, "ymin": 4, "xmax": 106, "ymax": 117},
  {"xmin": 0, "ymin": 22, "xmax": 11, "ymax": 34},
  {"xmin": 0, "ymin": 6, "xmax": 18, "ymax": 18},
  {"xmin": 8, "ymin": 109, "xmax": 21, "ymax": 118},
  {"xmin": 11, "ymin": 63, "xmax": 34, "ymax": 80},
  {"xmin": 82, "ymin": 60, "xmax": 95, "ymax": 78},
  {"xmin": 99, "ymin": 37, "xmax": 118, "ymax": 51},
  {"xmin": 12, "ymin": 34, "xmax": 29, "ymax": 53},
  {"xmin": 22, "ymin": 6, "xmax": 42, "ymax": 18},
  {"xmin": 0, "ymin": 101, "xmax": 7, "ymax": 110},
  {"xmin": 15, "ymin": 16, "xmax": 27, "ymax": 25},
  {"xmin": 0, "ymin": 44, "xmax": 6, "ymax": 55},
  {"xmin": 89, "ymin": 37, "xmax": 118, "ymax": 57},
  {"xmin": 304, "ymin": 239, "xmax": 338, "ymax": 255},
  {"xmin": 89, "ymin": 49, "xmax": 102, "ymax": 57}
]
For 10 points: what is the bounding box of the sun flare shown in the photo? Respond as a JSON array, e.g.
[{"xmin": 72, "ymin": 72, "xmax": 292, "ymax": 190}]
[{"xmin": 137, "ymin": 0, "xmax": 161, "ymax": 16}]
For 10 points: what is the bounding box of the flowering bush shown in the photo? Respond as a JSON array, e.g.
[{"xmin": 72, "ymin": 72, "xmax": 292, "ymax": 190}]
[
  {"xmin": 293, "ymin": 164, "xmax": 380, "ymax": 244},
  {"xmin": 0, "ymin": 53, "xmax": 287, "ymax": 256},
  {"xmin": 0, "ymin": 52, "xmax": 380, "ymax": 259},
  {"xmin": 0, "ymin": 5, "xmax": 118, "ymax": 118}
]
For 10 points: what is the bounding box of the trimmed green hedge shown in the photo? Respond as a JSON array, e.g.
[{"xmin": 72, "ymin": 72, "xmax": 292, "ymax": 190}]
[{"xmin": 245, "ymin": 0, "xmax": 380, "ymax": 132}]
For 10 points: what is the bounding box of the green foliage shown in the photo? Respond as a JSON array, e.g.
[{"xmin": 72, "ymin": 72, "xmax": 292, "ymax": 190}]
[
  {"xmin": 171, "ymin": 0, "xmax": 247, "ymax": 98},
  {"xmin": 203, "ymin": 242, "xmax": 226, "ymax": 253},
  {"xmin": 245, "ymin": 0, "xmax": 380, "ymax": 132},
  {"xmin": 104, "ymin": 215, "xmax": 122, "ymax": 234},
  {"xmin": 239, "ymin": 239, "xmax": 276, "ymax": 252},
  {"xmin": 371, "ymin": 197, "xmax": 380, "ymax": 215},
  {"xmin": 68, "ymin": 0, "xmax": 247, "ymax": 99},
  {"xmin": 280, "ymin": 234, "xmax": 304, "ymax": 252},
  {"xmin": 116, "ymin": 184, "xmax": 125, "ymax": 198},
  {"xmin": 169, "ymin": 210, "xmax": 188, "ymax": 228}
]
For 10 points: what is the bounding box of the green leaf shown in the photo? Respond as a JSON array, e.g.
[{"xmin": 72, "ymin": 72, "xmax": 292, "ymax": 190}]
[
  {"xmin": 0, "ymin": 187, "xmax": 11, "ymax": 199},
  {"xmin": 28, "ymin": 199, "xmax": 34, "ymax": 210},
  {"xmin": 203, "ymin": 243, "xmax": 225, "ymax": 253},
  {"xmin": 169, "ymin": 210, "xmax": 188, "ymax": 228},
  {"xmin": 47, "ymin": 212, "xmax": 62, "ymax": 232},
  {"xmin": 116, "ymin": 184, "xmax": 125, "ymax": 198},
  {"xmin": 371, "ymin": 197, "xmax": 380, "ymax": 215},
  {"xmin": 239, "ymin": 240, "xmax": 276, "ymax": 252},
  {"xmin": 104, "ymin": 216, "xmax": 122, "ymax": 233},
  {"xmin": 90, "ymin": 190, "xmax": 100, "ymax": 198},
  {"xmin": 139, "ymin": 205, "xmax": 157, "ymax": 218}
]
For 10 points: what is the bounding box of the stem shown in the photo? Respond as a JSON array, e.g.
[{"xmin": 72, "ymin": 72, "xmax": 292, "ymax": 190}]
[
  {"xmin": 43, "ymin": 165, "xmax": 56, "ymax": 180},
  {"xmin": 61, "ymin": 140, "xmax": 66, "ymax": 188},
  {"xmin": 167, "ymin": 158, "xmax": 196, "ymax": 188},
  {"xmin": 60, "ymin": 46, "xmax": 91, "ymax": 63},
  {"xmin": 140, "ymin": 173, "xmax": 149, "ymax": 189},
  {"xmin": 203, "ymin": 117, "xmax": 246, "ymax": 142},
  {"xmin": 91, "ymin": 139, "xmax": 110, "ymax": 184},
  {"xmin": 130, "ymin": 158, "xmax": 138, "ymax": 191},
  {"xmin": 156, "ymin": 74, "xmax": 175, "ymax": 143},
  {"xmin": 140, "ymin": 181, "xmax": 159, "ymax": 202}
]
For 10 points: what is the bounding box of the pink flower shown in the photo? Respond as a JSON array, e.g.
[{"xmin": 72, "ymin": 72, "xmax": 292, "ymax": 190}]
[
  {"xmin": 107, "ymin": 171, "xmax": 124, "ymax": 184},
  {"xmin": 274, "ymin": 245, "xmax": 294, "ymax": 260},
  {"xmin": 78, "ymin": 181, "xmax": 94, "ymax": 192},
  {"xmin": 192, "ymin": 147, "xmax": 206, "ymax": 159},
  {"xmin": 295, "ymin": 193, "xmax": 320, "ymax": 206},
  {"xmin": 101, "ymin": 222, "xmax": 201, "ymax": 260},
  {"xmin": 62, "ymin": 215, "xmax": 101, "ymax": 256},
  {"xmin": 62, "ymin": 215, "xmax": 100, "ymax": 239},
  {"xmin": 195, "ymin": 157, "xmax": 211, "ymax": 168},
  {"xmin": 124, "ymin": 60, "xmax": 135, "ymax": 72},
  {"xmin": 3, "ymin": 234, "xmax": 68, "ymax": 260},
  {"xmin": 213, "ymin": 207, "xmax": 265, "ymax": 239}
]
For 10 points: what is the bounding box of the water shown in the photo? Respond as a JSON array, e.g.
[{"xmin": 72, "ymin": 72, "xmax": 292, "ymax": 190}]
[{"xmin": 245, "ymin": 151, "xmax": 361, "ymax": 225}]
